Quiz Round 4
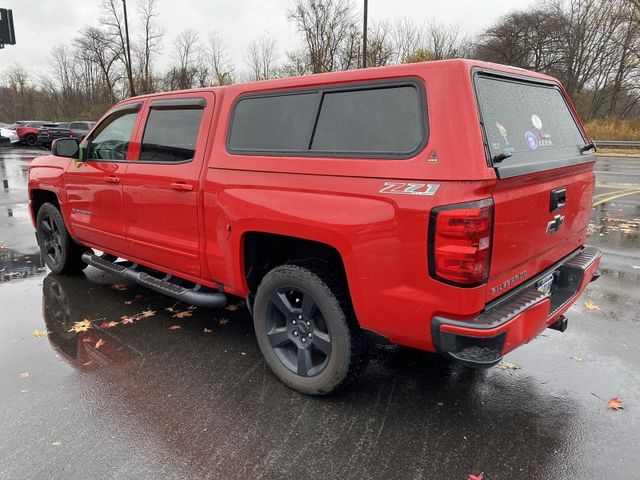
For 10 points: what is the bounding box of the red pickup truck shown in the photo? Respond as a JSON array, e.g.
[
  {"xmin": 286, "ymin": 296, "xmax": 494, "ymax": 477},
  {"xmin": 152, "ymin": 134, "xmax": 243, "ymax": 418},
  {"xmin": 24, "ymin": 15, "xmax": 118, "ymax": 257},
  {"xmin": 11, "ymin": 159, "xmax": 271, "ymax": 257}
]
[{"xmin": 28, "ymin": 59, "xmax": 601, "ymax": 395}]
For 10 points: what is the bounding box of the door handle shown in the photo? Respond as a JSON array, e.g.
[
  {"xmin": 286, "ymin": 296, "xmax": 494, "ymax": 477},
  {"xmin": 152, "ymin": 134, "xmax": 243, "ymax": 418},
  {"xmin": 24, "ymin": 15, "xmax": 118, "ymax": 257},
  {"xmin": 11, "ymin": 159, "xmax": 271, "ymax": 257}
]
[
  {"xmin": 171, "ymin": 182, "xmax": 194, "ymax": 191},
  {"xmin": 105, "ymin": 175, "xmax": 121, "ymax": 184}
]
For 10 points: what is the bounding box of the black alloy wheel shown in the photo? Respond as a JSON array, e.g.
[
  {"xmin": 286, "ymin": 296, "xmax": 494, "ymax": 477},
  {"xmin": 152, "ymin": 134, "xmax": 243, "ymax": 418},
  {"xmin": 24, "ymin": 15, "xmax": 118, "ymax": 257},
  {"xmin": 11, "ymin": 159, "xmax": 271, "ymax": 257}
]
[
  {"xmin": 265, "ymin": 286, "xmax": 332, "ymax": 378},
  {"xmin": 39, "ymin": 212, "xmax": 63, "ymax": 266},
  {"xmin": 36, "ymin": 202, "xmax": 87, "ymax": 274},
  {"xmin": 253, "ymin": 262, "xmax": 367, "ymax": 395}
]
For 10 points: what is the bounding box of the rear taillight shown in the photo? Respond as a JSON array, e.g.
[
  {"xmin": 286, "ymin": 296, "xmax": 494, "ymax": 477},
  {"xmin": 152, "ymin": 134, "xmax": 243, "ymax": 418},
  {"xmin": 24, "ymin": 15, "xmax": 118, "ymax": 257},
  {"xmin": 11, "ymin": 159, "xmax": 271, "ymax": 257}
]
[{"xmin": 428, "ymin": 199, "xmax": 494, "ymax": 287}]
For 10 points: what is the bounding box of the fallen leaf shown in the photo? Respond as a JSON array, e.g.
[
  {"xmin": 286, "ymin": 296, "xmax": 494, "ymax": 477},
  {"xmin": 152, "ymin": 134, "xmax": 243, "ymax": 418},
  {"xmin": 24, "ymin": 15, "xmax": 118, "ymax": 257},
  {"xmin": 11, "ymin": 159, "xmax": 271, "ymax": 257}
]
[
  {"xmin": 19, "ymin": 372, "xmax": 30, "ymax": 378},
  {"xmin": 187, "ymin": 305, "xmax": 197, "ymax": 310},
  {"xmin": 82, "ymin": 360, "xmax": 94, "ymax": 367},
  {"xmin": 219, "ymin": 318, "xmax": 230, "ymax": 326},
  {"xmin": 121, "ymin": 316, "xmax": 135, "ymax": 324},
  {"xmin": 165, "ymin": 307, "xmax": 176, "ymax": 313},
  {"xmin": 111, "ymin": 282, "xmax": 128, "ymax": 291},
  {"xmin": 68, "ymin": 319, "xmax": 92, "ymax": 333},
  {"xmin": 584, "ymin": 299, "xmax": 600, "ymax": 311},
  {"xmin": 169, "ymin": 325, "xmax": 182, "ymax": 330},
  {"xmin": 203, "ymin": 328, "xmax": 213, "ymax": 333},
  {"xmin": 468, "ymin": 474, "xmax": 484, "ymax": 480},
  {"xmin": 33, "ymin": 329, "xmax": 51, "ymax": 337},
  {"xmin": 51, "ymin": 442, "xmax": 61, "ymax": 446},
  {"xmin": 608, "ymin": 397, "xmax": 624, "ymax": 410},
  {"xmin": 173, "ymin": 310, "xmax": 193, "ymax": 319},
  {"xmin": 95, "ymin": 339, "xmax": 106, "ymax": 349},
  {"xmin": 140, "ymin": 309, "xmax": 156, "ymax": 318},
  {"xmin": 570, "ymin": 354, "xmax": 583, "ymax": 362},
  {"xmin": 499, "ymin": 361, "xmax": 520, "ymax": 371},
  {"xmin": 225, "ymin": 302, "xmax": 244, "ymax": 312},
  {"xmin": 134, "ymin": 294, "xmax": 145, "ymax": 300},
  {"xmin": 124, "ymin": 300, "xmax": 133, "ymax": 305},
  {"xmin": 82, "ymin": 337, "xmax": 93, "ymax": 343},
  {"xmin": 103, "ymin": 321, "xmax": 119, "ymax": 329}
]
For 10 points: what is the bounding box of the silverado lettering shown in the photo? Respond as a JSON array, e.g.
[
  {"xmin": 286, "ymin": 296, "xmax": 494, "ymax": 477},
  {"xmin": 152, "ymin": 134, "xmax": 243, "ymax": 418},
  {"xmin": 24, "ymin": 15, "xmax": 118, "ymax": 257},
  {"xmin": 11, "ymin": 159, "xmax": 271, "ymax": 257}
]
[{"xmin": 28, "ymin": 59, "xmax": 601, "ymax": 395}]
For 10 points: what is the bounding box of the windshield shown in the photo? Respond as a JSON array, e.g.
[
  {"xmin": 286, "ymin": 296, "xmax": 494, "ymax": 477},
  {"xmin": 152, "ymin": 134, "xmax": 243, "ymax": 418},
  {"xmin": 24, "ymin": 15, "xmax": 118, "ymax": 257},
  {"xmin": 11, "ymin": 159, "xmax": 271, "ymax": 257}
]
[{"xmin": 475, "ymin": 74, "xmax": 591, "ymax": 178}]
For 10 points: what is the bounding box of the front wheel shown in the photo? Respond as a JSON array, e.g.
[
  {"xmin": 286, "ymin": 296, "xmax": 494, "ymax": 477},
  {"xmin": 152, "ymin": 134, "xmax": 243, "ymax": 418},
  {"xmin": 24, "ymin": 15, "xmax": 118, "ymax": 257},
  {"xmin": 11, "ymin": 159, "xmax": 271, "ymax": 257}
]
[
  {"xmin": 36, "ymin": 203, "xmax": 87, "ymax": 274},
  {"xmin": 253, "ymin": 262, "xmax": 367, "ymax": 395}
]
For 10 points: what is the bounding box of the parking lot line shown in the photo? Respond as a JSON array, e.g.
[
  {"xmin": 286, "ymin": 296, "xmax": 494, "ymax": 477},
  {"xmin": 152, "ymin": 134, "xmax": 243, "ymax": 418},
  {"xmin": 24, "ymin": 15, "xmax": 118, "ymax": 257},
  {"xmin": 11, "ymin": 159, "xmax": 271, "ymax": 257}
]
[{"xmin": 592, "ymin": 189, "xmax": 640, "ymax": 206}]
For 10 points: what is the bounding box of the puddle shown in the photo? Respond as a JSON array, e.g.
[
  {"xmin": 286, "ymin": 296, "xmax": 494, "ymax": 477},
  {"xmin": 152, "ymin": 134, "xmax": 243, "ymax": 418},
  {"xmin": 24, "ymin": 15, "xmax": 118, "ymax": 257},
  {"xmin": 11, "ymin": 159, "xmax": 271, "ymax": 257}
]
[
  {"xmin": 0, "ymin": 244, "xmax": 47, "ymax": 282},
  {"xmin": 588, "ymin": 201, "xmax": 640, "ymax": 249}
]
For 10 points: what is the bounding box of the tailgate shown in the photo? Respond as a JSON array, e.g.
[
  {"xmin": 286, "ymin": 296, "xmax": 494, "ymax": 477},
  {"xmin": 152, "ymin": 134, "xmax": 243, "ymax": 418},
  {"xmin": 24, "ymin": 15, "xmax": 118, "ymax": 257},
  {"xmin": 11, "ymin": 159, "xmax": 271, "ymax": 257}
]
[{"xmin": 474, "ymin": 71, "xmax": 596, "ymax": 301}]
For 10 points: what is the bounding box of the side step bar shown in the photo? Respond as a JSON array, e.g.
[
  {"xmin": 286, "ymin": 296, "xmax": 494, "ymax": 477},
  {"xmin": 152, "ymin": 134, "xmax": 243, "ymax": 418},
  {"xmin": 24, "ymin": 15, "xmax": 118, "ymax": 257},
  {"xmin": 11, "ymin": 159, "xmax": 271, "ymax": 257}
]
[{"xmin": 82, "ymin": 252, "xmax": 227, "ymax": 308}]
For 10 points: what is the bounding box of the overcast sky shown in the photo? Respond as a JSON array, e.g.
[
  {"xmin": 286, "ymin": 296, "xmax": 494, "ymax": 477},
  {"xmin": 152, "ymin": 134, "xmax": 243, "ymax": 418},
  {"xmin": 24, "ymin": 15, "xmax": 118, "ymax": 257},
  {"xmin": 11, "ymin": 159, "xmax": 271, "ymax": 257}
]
[{"xmin": 1, "ymin": 0, "xmax": 537, "ymax": 77}]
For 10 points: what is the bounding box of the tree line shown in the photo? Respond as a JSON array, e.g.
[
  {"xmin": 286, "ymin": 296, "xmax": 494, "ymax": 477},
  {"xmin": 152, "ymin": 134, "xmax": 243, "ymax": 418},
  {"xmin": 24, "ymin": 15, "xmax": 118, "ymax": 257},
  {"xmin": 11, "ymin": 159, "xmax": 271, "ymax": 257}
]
[{"xmin": 1, "ymin": 0, "xmax": 639, "ymax": 123}]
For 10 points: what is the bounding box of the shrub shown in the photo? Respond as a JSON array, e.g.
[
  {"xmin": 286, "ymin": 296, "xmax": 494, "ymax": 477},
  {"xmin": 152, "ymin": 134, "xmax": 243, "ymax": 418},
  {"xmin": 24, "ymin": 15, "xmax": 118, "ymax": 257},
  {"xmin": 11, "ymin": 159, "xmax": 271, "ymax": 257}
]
[{"xmin": 584, "ymin": 118, "xmax": 640, "ymax": 141}]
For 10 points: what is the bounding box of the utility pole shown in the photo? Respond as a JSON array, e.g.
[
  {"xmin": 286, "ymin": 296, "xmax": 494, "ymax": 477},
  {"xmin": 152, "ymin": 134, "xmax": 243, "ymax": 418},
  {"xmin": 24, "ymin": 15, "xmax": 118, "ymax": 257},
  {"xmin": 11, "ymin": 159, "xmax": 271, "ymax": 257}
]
[
  {"xmin": 122, "ymin": 0, "xmax": 136, "ymax": 97},
  {"xmin": 362, "ymin": 0, "xmax": 368, "ymax": 68}
]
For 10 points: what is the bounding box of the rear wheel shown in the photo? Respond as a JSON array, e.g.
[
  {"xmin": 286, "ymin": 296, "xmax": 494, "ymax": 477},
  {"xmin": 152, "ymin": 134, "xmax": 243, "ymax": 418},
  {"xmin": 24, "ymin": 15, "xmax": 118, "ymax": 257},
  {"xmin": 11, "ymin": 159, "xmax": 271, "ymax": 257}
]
[
  {"xmin": 253, "ymin": 262, "xmax": 367, "ymax": 395},
  {"xmin": 25, "ymin": 134, "xmax": 37, "ymax": 146},
  {"xmin": 36, "ymin": 203, "xmax": 87, "ymax": 274}
]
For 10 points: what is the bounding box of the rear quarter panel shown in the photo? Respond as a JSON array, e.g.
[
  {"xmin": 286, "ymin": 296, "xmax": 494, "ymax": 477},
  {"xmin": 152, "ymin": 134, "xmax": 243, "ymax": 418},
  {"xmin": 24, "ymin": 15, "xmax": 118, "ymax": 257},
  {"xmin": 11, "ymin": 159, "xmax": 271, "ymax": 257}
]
[{"xmin": 205, "ymin": 61, "xmax": 500, "ymax": 349}]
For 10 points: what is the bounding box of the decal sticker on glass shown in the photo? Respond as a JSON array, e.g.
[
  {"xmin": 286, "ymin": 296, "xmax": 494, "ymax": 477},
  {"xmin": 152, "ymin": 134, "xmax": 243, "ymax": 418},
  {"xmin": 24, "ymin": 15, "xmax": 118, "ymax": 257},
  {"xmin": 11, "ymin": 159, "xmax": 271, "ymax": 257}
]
[
  {"xmin": 524, "ymin": 131, "xmax": 539, "ymax": 150},
  {"xmin": 496, "ymin": 122, "xmax": 514, "ymax": 155},
  {"xmin": 531, "ymin": 114, "xmax": 543, "ymax": 130},
  {"xmin": 496, "ymin": 122, "xmax": 508, "ymax": 142}
]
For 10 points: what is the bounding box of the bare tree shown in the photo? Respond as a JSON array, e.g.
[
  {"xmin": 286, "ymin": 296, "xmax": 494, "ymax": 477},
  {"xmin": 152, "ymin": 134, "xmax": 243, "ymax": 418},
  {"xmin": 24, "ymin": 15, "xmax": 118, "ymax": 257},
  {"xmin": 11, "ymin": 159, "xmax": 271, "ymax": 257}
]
[
  {"xmin": 245, "ymin": 32, "xmax": 278, "ymax": 81},
  {"xmin": 135, "ymin": 0, "xmax": 163, "ymax": 94},
  {"xmin": 390, "ymin": 17, "xmax": 423, "ymax": 64},
  {"xmin": 423, "ymin": 21, "xmax": 470, "ymax": 60},
  {"xmin": 2, "ymin": 65, "xmax": 35, "ymax": 120},
  {"xmin": 207, "ymin": 31, "xmax": 234, "ymax": 85},
  {"xmin": 101, "ymin": 0, "xmax": 136, "ymax": 97},
  {"xmin": 167, "ymin": 29, "xmax": 201, "ymax": 90},
  {"xmin": 338, "ymin": 23, "xmax": 361, "ymax": 70},
  {"xmin": 288, "ymin": 0, "xmax": 357, "ymax": 73},
  {"xmin": 366, "ymin": 20, "xmax": 393, "ymax": 67},
  {"xmin": 283, "ymin": 48, "xmax": 313, "ymax": 76},
  {"xmin": 75, "ymin": 27, "xmax": 121, "ymax": 102}
]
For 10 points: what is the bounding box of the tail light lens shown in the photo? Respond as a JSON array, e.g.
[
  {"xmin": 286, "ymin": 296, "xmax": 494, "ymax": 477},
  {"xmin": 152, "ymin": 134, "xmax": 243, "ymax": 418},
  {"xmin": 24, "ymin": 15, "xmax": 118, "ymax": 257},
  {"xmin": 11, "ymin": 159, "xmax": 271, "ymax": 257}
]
[{"xmin": 429, "ymin": 199, "xmax": 494, "ymax": 286}]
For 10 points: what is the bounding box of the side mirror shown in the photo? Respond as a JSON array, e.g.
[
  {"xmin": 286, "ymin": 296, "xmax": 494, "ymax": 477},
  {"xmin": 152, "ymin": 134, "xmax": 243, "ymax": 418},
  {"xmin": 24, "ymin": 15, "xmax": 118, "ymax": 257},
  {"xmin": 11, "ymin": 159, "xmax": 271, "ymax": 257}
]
[{"xmin": 51, "ymin": 138, "xmax": 79, "ymax": 159}]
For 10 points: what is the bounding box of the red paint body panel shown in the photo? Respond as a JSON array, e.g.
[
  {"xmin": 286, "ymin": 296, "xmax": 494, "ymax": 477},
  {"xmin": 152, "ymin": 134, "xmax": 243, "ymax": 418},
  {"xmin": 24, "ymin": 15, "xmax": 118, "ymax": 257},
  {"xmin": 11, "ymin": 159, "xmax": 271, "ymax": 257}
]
[{"xmin": 28, "ymin": 59, "xmax": 599, "ymax": 357}]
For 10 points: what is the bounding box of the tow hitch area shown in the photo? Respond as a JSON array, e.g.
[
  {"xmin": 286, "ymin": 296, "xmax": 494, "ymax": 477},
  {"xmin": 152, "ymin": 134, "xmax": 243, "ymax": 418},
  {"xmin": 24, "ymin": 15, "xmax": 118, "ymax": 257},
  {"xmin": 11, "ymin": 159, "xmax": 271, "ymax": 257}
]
[{"xmin": 548, "ymin": 315, "xmax": 568, "ymax": 332}]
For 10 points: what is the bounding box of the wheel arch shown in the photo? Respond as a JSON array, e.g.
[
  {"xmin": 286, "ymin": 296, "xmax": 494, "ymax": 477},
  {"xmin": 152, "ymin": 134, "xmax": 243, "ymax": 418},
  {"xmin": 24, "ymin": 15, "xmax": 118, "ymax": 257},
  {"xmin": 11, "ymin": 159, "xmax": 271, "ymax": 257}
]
[
  {"xmin": 30, "ymin": 189, "xmax": 60, "ymax": 220},
  {"xmin": 242, "ymin": 231, "xmax": 349, "ymax": 296}
]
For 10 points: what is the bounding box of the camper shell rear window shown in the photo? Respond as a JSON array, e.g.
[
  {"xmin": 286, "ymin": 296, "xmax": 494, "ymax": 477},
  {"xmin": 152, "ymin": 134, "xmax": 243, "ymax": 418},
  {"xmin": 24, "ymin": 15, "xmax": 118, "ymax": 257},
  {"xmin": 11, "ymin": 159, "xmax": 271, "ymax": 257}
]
[{"xmin": 474, "ymin": 71, "xmax": 594, "ymax": 178}]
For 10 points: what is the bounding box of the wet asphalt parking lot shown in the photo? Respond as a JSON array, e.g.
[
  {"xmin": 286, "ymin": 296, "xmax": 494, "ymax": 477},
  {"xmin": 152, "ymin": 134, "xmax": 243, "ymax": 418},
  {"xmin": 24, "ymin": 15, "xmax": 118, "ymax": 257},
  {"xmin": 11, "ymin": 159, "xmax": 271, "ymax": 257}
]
[{"xmin": 1, "ymin": 148, "xmax": 639, "ymax": 480}]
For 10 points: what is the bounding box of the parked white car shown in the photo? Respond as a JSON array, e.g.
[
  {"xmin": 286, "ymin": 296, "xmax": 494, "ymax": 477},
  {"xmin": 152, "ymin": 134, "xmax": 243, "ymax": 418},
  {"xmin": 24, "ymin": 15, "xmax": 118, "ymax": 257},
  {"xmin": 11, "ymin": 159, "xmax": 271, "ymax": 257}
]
[{"xmin": 0, "ymin": 127, "xmax": 19, "ymax": 145}]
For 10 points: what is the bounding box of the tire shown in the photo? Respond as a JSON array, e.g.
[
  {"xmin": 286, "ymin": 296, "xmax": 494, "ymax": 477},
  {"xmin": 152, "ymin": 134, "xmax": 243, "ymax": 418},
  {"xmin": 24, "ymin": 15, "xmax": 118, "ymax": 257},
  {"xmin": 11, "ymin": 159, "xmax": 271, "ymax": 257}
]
[
  {"xmin": 25, "ymin": 134, "xmax": 38, "ymax": 146},
  {"xmin": 36, "ymin": 203, "xmax": 87, "ymax": 274},
  {"xmin": 253, "ymin": 261, "xmax": 367, "ymax": 395}
]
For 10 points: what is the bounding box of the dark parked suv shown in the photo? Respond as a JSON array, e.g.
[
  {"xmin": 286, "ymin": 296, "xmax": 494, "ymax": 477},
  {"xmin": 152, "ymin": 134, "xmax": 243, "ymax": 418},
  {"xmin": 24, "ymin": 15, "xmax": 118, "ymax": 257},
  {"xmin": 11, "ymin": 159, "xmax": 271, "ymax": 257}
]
[{"xmin": 37, "ymin": 121, "xmax": 95, "ymax": 148}]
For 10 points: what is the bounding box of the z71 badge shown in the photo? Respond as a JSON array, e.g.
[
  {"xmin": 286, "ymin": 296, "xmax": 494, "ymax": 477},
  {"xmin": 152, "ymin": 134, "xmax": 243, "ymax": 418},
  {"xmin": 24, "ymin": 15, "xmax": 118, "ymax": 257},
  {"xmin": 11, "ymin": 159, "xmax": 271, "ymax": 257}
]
[{"xmin": 379, "ymin": 182, "xmax": 440, "ymax": 196}]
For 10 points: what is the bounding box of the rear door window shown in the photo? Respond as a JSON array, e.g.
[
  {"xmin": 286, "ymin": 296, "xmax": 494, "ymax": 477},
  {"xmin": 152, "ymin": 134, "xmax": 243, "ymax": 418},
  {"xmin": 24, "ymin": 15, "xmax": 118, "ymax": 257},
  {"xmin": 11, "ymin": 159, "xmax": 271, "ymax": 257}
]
[
  {"xmin": 139, "ymin": 106, "xmax": 204, "ymax": 163},
  {"xmin": 475, "ymin": 73, "xmax": 591, "ymax": 178}
]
